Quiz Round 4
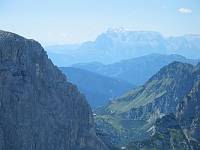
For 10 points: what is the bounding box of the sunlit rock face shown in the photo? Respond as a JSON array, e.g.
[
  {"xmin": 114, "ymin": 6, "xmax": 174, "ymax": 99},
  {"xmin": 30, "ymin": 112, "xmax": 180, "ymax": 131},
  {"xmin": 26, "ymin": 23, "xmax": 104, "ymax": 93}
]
[{"xmin": 0, "ymin": 30, "xmax": 108, "ymax": 150}]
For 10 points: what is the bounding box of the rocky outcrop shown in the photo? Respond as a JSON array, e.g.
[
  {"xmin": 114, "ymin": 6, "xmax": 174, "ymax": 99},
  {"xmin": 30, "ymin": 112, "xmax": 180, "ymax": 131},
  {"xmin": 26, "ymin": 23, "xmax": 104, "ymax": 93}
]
[
  {"xmin": 177, "ymin": 80, "xmax": 200, "ymax": 143},
  {"xmin": 126, "ymin": 114, "xmax": 193, "ymax": 150},
  {"xmin": 0, "ymin": 30, "xmax": 108, "ymax": 150}
]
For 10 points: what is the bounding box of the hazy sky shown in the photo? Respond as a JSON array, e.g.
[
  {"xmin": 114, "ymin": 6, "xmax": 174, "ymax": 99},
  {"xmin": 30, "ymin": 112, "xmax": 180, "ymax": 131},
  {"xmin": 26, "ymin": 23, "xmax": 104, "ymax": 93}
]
[{"xmin": 0, "ymin": 0, "xmax": 200, "ymax": 45}]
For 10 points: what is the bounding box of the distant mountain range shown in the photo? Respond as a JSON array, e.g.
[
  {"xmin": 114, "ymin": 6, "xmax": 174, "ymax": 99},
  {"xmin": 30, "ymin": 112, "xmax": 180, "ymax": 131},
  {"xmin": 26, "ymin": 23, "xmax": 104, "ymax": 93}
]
[
  {"xmin": 72, "ymin": 54, "xmax": 199, "ymax": 85},
  {"xmin": 46, "ymin": 29, "xmax": 200, "ymax": 66},
  {"xmin": 60, "ymin": 67, "xmax": 133, "ymax": 107},
  {"xmin": 95, "ymin": 62, "xmax": 200, "ymax": 149}
]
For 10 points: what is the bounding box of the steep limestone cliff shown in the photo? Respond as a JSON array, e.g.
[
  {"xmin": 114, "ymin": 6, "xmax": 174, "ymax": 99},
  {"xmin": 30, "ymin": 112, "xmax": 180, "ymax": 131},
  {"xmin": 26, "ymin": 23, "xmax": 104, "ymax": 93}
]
[{"xmin": 0, "ymin": 30, "xmax": 108, "ymax": 150}]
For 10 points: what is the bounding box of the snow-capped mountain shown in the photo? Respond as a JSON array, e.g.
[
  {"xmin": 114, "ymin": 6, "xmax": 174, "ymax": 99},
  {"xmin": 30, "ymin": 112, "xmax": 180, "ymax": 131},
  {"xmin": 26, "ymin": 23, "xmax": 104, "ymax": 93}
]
[{"xmin": 46, "ymin": 28, "xmax": 200, "ymax": 66}]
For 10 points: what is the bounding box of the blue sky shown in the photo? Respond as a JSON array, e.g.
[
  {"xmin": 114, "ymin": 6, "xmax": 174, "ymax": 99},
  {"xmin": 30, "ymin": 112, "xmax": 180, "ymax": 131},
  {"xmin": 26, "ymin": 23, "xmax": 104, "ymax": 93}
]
[{"xmin": 0, "ymin": 0, "xmax": 200, "ymax": 45}]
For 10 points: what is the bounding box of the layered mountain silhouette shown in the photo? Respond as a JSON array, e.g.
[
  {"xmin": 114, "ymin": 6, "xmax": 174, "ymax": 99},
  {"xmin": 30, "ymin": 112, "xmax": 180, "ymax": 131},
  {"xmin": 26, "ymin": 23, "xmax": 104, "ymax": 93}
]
[
  {"xmin": 59, "ymin": 67, "xmax": 133, "ymax": 107},
  {"xmin": 46, "ymin": 29, "xmax": 200, "ymax": 66},
  {"xmin": 95, "ymin": 61, "xmax": 200, "ymax": 149},
  {"xmin": 73, "ymin": 54, "xmax": 198, "ymax": 85},
  {"xmin": 0, "ymin": 30, "xmax": 108, "ymax": 150}
]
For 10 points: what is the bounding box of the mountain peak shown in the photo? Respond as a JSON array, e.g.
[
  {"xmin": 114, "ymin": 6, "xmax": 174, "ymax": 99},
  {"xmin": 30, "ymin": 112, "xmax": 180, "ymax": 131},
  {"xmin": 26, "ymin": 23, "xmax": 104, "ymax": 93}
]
[
  {"xmin": 105, "ymin": 28, "xmax": 162, "ymax": 37},
  {"xmin": 0, "ymin": 30, "xmax": 34, "ymax": 43},
  {"xmin": 148, "ymin": 61, "xmax": 194, "ymax": 83},
  {"xmin": 169, "ymin": 54, "xmax": 186, "ymax": 59},
  {"xmin": 107, "ymin": 27, "xmax": 128, "ymax": 33},
  {"xmin": 166, "ymin": 61, "xmax": 194, "ymax": 70}
]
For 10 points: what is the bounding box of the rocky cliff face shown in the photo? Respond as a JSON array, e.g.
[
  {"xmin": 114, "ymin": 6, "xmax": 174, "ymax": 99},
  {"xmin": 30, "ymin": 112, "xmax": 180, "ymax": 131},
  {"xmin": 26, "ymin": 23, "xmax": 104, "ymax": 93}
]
[
  {"xmin": 126, "ymin": 114, "xmax": 193, "ymax": 150},
  {"xmin": 177, "ymin": 79, "xmax": 200, "ymax": 143},
  {"xmin": 0, "ymin": 30, "xmax": 108, "ymax": 150}
]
